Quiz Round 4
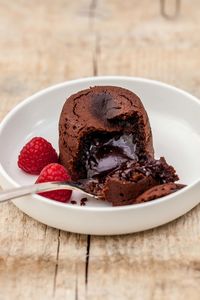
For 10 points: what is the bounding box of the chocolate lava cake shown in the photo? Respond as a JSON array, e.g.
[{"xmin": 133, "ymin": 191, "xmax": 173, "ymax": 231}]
[{"xmin": 59, "ymin": 86, "xmax": 184, "ymax": 206}]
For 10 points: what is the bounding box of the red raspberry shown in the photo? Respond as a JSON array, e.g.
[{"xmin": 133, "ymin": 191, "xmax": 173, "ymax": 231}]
[
  {"xmin": 35, "ymin": 163, "xmax": 72, "ymax": 202},
  {"xmin": 18, "ymin": 137, "xmax": 58, "ymax": 175}
]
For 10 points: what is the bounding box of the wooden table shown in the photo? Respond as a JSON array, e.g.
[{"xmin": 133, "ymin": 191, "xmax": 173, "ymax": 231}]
[{"xmin": 1, "ymin": 1, "xmax": 200, "ymax": 299}]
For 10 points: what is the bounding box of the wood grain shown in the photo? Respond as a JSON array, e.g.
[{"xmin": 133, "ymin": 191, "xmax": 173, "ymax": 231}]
[{"xmin": 0, "ymin": 0, "xmax": 200, "ymax": 299}]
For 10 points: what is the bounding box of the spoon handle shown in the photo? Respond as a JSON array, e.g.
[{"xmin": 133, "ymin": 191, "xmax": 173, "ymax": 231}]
[{"xmin": 0, "ymin": 181, "xmax": 95, "ymax": 203}]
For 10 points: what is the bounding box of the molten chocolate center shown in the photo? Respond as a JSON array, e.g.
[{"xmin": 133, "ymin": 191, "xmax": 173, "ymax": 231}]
[{"xmin": 85, "ymin": 134, "xmax": 137, "ymax": 178}]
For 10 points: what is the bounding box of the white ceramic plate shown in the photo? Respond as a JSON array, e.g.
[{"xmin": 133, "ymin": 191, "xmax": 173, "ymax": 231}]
[{"xmin": 0, "ymin": 76, "xmax": 200, "ymax": 235}]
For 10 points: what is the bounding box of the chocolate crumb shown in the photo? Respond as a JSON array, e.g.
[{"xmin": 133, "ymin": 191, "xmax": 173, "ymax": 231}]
[
  {"xmin": 70, "ymin": 200, "xmax": 77, "ymax": 205},
  {"xmin": 81, "ymin": 197, "xmax": 88, "ymax": 202},
  {"xmin": 80, "ymin": 197, "xmax": 88, "ymax": 206}
]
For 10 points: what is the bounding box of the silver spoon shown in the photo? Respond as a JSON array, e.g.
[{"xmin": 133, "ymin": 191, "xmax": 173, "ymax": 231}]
[{"xmin": 0, "ymin": 181, "xmax": 98, "ymax": 203}]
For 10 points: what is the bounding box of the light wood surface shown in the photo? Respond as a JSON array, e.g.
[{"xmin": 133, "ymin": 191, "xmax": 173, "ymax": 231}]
[{"xmin": 1, "ymin": 1, "xmax": 200, "ymax": 299}]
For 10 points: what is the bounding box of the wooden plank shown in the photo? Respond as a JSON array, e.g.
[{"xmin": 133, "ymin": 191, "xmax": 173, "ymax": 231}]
[
  {"xmin": 94, "ymin": 0, "xmax": 200, "ymax": 96},
  {"xmin": 87, "ymin": 207, "xmax": 200, "ymax": 300},
  {"xmin": 87, "ymin": 1, "xmax": 200, "ymax": 299},
  {"xmin": 0, "ymin": 202, "xmax": 59, "ymax": 299},
  {"xmin": 52, "ymin": 232, "xmax": 87, "ymax": 300},
  {"xmin": 0, "ymin": 0, "xmax": 95, "ymax": 299}
]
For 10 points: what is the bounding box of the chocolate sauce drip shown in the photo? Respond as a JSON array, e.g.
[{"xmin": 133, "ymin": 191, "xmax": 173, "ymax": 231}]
[{"xmin": 85, "ymin": 134, "xmax": 137, "ymax": 178}]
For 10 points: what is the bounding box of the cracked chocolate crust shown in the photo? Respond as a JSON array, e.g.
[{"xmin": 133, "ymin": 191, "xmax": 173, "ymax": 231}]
[{"xmin": 59, "ymin": 86, "xmax": 154, "ymax": 180}]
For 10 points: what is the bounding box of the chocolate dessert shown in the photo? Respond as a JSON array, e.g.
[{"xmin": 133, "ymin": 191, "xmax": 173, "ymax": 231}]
[
  {"xmin": 59, "ymin": 86, "xmax": 184, "ymax": 206},
  {"xmin": 134, "ymin": 183, "xmax": 186, "ymax": 204}
]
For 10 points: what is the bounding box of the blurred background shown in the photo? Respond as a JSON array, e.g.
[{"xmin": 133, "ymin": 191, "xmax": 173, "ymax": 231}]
[{"xmin": 1, "ymin": 0, "xmax": 200, "ymax": 118}]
